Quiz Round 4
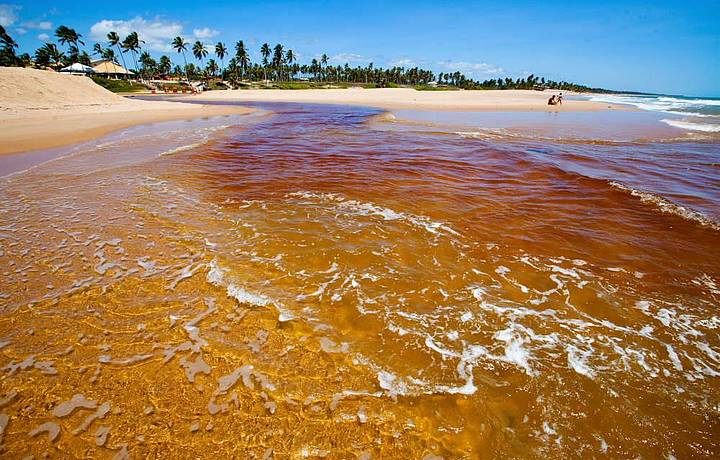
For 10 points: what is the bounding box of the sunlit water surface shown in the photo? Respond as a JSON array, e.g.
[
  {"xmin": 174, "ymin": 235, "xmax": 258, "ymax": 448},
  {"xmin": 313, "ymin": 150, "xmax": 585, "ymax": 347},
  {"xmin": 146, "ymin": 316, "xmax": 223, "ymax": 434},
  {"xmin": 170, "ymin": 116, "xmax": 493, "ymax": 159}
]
[{"xmin": 0, "ymin": 102, "xmax": 719, "ymax": 458}]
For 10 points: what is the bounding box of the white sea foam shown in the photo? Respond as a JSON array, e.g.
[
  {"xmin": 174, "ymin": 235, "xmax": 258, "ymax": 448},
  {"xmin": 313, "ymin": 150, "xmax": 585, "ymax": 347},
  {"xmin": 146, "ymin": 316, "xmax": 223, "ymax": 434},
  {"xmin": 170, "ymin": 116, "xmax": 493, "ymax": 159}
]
[
  {"xmin": 566, "ymin": 344, "xmax": 596, "ymax": 378},
  {"xmin": 158, "ymin": 142, "xmax": 204, "ymax": 156},
  {"xmin": 586, "ymin": 94, "xmax": 720, "ymax": 132},
  {"xmin": 609, "ymin": 181, "xmax": 719, "ymax": 230},
  {"xmin": 665, "ymin": 344, "xmax": 683, "ymax": 371},
  {"xmin": 494, "ymin": 328, "xmax": 536, "ymax": 376},
  {"xmin": 206, "ymin": 259, "xmax": 271, "ymax": 307},
  {"xmin": 377, "ymin": 370, "xmax": 410, "ymax": 398},
  {"xmin": 227, "ymin": 284, "xmax": 271, "ymax": 307},
  {"xmin": 287, "ymin": 191, "xmax": 460, "ymax": 238},
  {"xmin": 661, "ymin": 119, "xmax": 720, "ymax": 132},
  {"xmin": 587, "ymin": 94, "xmax": 720, "ymax": 114}
]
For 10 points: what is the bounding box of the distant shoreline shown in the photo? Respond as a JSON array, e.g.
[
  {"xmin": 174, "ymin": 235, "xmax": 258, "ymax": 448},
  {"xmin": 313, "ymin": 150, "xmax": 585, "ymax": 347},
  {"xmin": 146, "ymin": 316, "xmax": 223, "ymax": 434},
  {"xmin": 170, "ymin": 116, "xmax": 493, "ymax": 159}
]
[{"xmin": 190, "ymin": 88, "xmax": 628, "ymax": 112}]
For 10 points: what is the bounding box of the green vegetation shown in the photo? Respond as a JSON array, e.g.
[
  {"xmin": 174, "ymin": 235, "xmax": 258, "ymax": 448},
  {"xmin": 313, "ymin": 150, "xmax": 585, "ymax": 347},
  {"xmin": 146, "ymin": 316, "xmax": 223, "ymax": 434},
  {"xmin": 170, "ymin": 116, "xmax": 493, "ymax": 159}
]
[
  {"xmin": 0, "ymin": 24, "xmax": 28, "ymax": 67},
  {"xmin": 2, "ymin": 23, "xmax": 624, "ymax": 94},
  {"xmin": 90, "ymin": 76, "xmax": 148, "ymax": 93},
  {"xmin": 256, "ymin": 81, "xmax": 378, "ymax": 90},
  {"xmin": 207, "ymin": 80, "xmax": 229, "ymax": 90},
  {"xmin": 414, "ymin": 84, "xmax": 459, "ymax": 91}
]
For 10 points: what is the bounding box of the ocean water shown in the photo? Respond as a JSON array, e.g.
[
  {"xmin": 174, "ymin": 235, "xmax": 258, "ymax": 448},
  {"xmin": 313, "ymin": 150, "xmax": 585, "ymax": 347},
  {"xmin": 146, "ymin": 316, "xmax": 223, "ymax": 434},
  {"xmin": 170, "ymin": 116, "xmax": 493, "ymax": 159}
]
[
  {"xmin": 0, "ymin": 102, "xmax": 718, "ymax": 458},
  {"xmin": 586, "ymin": 93, "xmax": 720, "ymax": 133}
]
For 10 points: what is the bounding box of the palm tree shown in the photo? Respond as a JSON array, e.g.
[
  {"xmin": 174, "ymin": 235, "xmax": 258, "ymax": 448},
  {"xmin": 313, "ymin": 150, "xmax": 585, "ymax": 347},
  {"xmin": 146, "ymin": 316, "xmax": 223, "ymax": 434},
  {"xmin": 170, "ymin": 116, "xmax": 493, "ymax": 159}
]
[
  {"xmin": 101, "ymin": 48, "xmax": 116, "ymax": 63},
  {"xmin": 192, "ymin": 41, "xmax": 208, "ymax": 84},
  {"xmin": 55, "ymin": 25, "xmax": 84, "ymax": 61},
  {"xmin": 92, "ymin": 43, "xmax": 104, "ymax": 58},
  {"xmin": 215, "ymin": 42, "xmax": 227, "ymax": 78},
  {"xmin": 171, "ymin": 36, "xmax": 189, "ymax": 83},
  {"xmin": 272, "ymin": 44, "xmax": 284, "ymax": 81},
  {"xmin": 0, "ymin": 25, "xmax": 18, "ymax": 66},
  {"xmin": 192, "ymin": 41, "xmax": 208, "ymax": 65},
  {"xmin": 35, "ymin": 43, "xmax": 64, "ymax": 70},
  {"xmin": 159, "ymin": 55, "xmax": 172, "ymax": 75},
  {"xmin": 260, "ymin": 43, "xmax": 271, "ymax": 82},
  {"xmin": 121, "ymin": 32, "xmax": 143, "ymax": 79},
  {"xmin": 206, "ymin": 58, "xmax": 218, "ymax": 78},
  {"xmin": 107, "ymin": 32, "xmax": 129, "ymax": 73},
  {"xmin": 285, "ymin": 49, "xmax": 296, "ymax": 80},
  {"xmin": 139, "ymin": 51, "xmax": 156, "ymax": 79},
  {"xmin": 0, "ymin": 25, "xmax": 17, "ymax": 50},
  {"xmin": 235, "ymin": 40, "xmax": 249, "ymax": 80},
  {"xmin": 320, "ymin": 54, "xmax": 329, "ymax": 82}
]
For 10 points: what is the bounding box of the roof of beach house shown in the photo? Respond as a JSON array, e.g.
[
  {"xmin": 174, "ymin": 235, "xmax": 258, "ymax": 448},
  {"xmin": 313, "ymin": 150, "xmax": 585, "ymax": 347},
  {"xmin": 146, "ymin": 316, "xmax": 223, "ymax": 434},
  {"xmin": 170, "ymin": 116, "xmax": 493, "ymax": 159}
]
[{"xmin": 91, "ymin": 60, "xmax": 134, "ymax": 75}]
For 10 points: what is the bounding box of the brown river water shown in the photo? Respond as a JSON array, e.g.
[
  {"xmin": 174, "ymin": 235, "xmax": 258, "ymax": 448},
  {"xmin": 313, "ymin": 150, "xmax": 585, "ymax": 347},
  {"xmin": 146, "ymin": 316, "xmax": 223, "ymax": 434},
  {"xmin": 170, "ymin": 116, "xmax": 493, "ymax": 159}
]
[{"xmin": 0, "ymin": 102, "xmax": 719, "ymax": 458}]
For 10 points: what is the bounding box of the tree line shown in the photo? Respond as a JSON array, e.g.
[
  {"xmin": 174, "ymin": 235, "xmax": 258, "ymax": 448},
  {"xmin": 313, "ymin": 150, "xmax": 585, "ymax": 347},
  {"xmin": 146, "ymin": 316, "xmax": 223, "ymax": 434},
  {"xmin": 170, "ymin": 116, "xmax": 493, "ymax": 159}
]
[{"xmin": 1, "ymin": 24, "xmax": 612, "ymax": 92}]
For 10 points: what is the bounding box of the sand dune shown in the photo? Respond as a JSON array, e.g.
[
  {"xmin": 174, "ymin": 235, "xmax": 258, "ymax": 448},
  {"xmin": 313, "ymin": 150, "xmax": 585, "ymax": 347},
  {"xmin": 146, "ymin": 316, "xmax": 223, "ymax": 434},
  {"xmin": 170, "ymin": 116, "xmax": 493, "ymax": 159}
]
[
  {"xmin": 0, "ymin": 67, "xmax": 252, "ymax": 156},
  {"xmin": 1, "ymin": 66, "xmax": 129, "ymax": 110}
]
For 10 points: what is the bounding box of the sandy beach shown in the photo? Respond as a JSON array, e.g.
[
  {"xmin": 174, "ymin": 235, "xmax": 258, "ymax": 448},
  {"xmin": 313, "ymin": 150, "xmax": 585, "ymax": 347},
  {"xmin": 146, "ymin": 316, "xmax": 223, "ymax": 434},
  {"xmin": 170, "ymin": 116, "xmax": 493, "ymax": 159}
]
[
  {"xmin": 0, "ymin": 68, "xmax": 627, "ymax": 157},
  {"xmin": 0, "ymin": 67, "xmax": 254, "ymax": 156},
  {"xmin": 194, "ymin": 87, "xmax": 623, "ymax": 112}
]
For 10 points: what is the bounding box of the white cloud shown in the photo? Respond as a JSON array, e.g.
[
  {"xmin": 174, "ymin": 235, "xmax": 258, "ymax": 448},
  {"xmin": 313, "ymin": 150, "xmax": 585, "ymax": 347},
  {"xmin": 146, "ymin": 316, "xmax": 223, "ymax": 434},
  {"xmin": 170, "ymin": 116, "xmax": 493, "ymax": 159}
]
[
  {"xmin": 90, "ymin": 17, "xmax": 184, "ymax": 52},
  {"xmin": 193, "ymin": 27, "xmax": 219, "ymax": 39},
  {"xmin": 0, "ymin": 3, "xmax": 20, "ymax": 27},
  {"xmin": 329, "ymin": 53, "xmax": 371, "ymax": 65},
  {"xmin": 13, "ymin": 26, "xmax": 25, "ymax": 34},
  {"xmin": 389, "ymin": 58, "xmax": 416, "ymax": 67},
  {"xmin": 37, "ymin": 32, "xmax": 49, "ymax": 41},
  {"xmin": 437, "ymin": 60, "xmax": 504, "ymax": 76},
  {"xmin": 22, "ymin": 20, "xmax": 52, "ymax": 30}
]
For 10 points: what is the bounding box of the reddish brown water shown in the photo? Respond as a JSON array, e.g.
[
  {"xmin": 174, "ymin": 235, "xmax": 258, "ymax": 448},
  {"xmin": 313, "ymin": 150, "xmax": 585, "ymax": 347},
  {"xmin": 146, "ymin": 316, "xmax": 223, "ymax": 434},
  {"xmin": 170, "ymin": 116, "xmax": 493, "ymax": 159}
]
[{"xmin": 0, "ymin": 102, "xmax": 719, "ymax": 458}]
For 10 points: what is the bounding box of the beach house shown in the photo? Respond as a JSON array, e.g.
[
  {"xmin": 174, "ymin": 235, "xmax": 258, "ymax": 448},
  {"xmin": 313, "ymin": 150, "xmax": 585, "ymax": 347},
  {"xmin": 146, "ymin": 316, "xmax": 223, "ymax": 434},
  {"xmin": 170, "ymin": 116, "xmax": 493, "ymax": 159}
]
[{"xmin": 91, "ymin": 59, "xmax": 134, "ymax": 79}]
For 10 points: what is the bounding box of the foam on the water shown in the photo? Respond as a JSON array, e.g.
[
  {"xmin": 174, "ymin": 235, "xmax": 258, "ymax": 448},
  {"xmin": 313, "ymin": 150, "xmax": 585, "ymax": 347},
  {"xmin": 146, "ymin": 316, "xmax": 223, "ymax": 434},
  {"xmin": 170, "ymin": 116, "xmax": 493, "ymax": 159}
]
[
  {"xmin": 609, "ymin": 181, "xmax": 720, "ymax": 230},
  {"xmin": 660, "ymin": 118, "xmax": 720, "ymax": 132}
]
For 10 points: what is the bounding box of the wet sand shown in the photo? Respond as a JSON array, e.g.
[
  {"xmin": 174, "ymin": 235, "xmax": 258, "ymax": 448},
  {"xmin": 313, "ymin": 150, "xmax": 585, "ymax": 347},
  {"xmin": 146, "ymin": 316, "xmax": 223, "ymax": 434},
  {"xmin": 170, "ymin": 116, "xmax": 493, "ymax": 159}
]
[{"xmin": 0, "ymin": 104, "xmax": 256, "ymax": 156}]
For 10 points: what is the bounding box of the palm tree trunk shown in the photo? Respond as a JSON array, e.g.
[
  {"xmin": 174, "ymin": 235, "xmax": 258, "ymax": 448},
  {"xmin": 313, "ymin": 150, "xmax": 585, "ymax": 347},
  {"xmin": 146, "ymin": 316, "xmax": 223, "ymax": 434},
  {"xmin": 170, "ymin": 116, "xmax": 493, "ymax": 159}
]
[
  {"xmin": 115, "ymin": 45, "xmax": 128, "ymax": 79},
  {"xmin": 182, "ymin": 51, "xmax": 189, "ymax": 85},
  {"xmin": 131, "ymin": 51, "xmax": 139, "ymax": 81}
]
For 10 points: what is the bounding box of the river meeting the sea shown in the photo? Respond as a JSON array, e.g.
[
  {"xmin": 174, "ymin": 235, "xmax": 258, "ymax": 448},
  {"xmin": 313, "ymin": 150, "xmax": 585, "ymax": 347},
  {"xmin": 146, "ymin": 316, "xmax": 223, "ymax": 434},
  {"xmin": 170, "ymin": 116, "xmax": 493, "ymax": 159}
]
[{"xmin": 0, "ymin": 101, "xmax": 718, "ymax": 458}]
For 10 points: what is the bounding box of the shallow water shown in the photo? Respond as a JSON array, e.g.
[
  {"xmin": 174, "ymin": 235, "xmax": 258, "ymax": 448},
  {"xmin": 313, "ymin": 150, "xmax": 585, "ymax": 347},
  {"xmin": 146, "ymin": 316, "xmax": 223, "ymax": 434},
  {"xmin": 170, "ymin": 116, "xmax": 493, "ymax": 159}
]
[{"xmin": 0, "ymin": 102, "xmax": 719, "ymax": 458}]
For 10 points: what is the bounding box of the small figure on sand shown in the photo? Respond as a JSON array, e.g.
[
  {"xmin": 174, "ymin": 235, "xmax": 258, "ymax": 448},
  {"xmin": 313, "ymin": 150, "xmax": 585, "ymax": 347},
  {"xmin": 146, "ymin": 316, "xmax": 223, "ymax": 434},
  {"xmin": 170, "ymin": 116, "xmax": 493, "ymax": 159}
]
[{"xmin": 547, "ymin": 93, "xmax": 564, "ymax": 105}]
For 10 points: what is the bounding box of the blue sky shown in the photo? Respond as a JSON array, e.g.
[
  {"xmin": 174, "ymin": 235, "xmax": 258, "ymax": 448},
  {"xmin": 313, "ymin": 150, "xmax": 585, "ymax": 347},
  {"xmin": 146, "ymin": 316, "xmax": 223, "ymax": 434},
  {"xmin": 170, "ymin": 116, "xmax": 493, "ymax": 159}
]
[{"xmin": 1, "ymin": 0, "xmax": 718, "ymax": 96}]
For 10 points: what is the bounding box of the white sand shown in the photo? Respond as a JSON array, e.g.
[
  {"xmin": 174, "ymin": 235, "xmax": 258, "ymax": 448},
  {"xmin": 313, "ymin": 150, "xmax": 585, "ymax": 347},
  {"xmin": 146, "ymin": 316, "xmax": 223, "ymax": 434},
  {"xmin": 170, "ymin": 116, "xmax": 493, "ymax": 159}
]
[
  {"xmin": 0, "ymin": 67, "xmax": 252, "ymax": 155},
  {"xmin": 194, "ymin": 87, "xmax": 623, "ymax": 112}
]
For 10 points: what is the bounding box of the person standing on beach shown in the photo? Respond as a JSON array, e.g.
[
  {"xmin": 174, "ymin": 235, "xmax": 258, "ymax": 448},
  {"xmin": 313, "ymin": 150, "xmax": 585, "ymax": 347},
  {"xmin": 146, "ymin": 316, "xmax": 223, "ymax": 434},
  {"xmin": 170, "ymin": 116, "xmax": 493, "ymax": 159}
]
[{"xmin": 557, "ymin": 93, "xmax": 564, "ymax": 105}]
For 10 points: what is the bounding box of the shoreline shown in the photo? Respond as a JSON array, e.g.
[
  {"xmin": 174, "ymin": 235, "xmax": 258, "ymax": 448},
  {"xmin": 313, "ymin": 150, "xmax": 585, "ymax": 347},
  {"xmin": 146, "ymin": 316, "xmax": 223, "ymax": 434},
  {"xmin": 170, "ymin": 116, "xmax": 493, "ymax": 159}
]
[
  {"xmin": 0, "ymin": 67, "xmax": 256, "ymax": 157},
  {"xmin": 0, "ymin": 67, "xmax": 632, "ymax": 159},
  {"xmin": 0, "ymin": 104, "xmax": 254, "ymax": 156},
  {"xmin": 189, "ymin": 88, "xmax": 628, "ymax": 112}
]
